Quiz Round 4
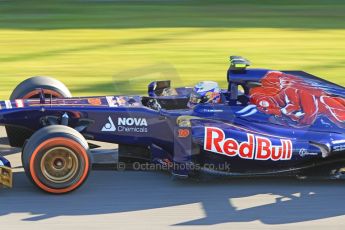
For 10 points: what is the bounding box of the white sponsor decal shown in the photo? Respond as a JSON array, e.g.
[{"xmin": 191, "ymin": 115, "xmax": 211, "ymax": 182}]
[
  {"xmin": 334, "ymin": 144, "xmax": 345, "ymax": 152},
  {"xmin": 102, "ymin": 116, "xmax": 116, "ymax": 132},
  {"xmin": 106, "ymin": 96, "xmax": 118, "ymax": 108},
  {"xmin": 299, "ymin": 148, "xmax": 318, "ymax": 157},
  {"xmin": 204, "ymin": 127, "xmax": 293, "ymax": 161},
  {"xmin": 118, "ymin": 117, "xmax": 147, "ymax": 126},
  {"xmin": 101, "ymin": 117, "xmax": 148, "ymax": 133},
  {"xmin": 332, "ymin": 140, "xmax": 345, "ymax": 145},
  {"xmin": 203, "ymin": 109, "xmax": 224, "ymax": 113},
  {"xmin": 15, "ymin": 99, "xmax": 24, "ymax": 108},
  {"xmin": 4, "ymin": 100, "xmax": 12, "ymax": 109}
]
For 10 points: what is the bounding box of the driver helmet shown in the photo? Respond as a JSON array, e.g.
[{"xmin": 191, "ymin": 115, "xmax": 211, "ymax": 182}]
[{"xmin": 188, "ymin": 81, "xmax": 221, "ymax": 108}]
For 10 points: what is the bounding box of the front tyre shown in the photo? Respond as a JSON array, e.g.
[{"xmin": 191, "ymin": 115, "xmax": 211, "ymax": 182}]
[{"xmin": 22, "ymin": 125, "xmax": 91, "ymax": 194}]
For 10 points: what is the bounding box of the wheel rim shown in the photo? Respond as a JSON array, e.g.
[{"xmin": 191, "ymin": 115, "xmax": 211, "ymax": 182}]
[
  {"xmin": 23, "ymin": 89, "xmax": 63, "ymax": 99},
  {"xmin": 30, "ymin": 137, "xmax": 90, "ymax": 194},
  {"xmin": 40, "ymin": 147, "xmax": 79, "ymax": 184}
]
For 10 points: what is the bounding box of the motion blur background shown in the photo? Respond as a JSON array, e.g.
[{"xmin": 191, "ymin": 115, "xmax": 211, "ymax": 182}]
[{"xmin": 0, "ymin": 0, "xmax": 344, "ymax": 98}]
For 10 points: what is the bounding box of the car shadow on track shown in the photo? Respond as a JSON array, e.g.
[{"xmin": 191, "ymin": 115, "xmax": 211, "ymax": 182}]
[{"xmin": 1, "ymin": 170, "xmax": 345, "ymax": 225}]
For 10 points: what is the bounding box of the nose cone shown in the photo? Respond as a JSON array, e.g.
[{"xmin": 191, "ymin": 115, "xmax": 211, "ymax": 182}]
[{"xmin": 0, "ymin": 156, "xmax": 11, "ymax": 167}]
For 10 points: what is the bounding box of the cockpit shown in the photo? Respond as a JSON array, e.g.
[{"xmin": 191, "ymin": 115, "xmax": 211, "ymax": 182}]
[{"xmin": 142, "ymin": 56, "xmax": 264, "ymax": 110}]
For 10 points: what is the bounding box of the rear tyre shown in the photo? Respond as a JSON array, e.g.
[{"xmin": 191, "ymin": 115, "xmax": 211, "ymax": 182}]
[
  {"xmin": 22, "ymin": 125, "xmax": 91, "ymax": 194},
  {"xmin": 6, "ymin": 76, "xmax": 71, "ymax": 147},
  {"xmin": 10, "ymin": 76, "xmax": 71, "ymax": 100}
]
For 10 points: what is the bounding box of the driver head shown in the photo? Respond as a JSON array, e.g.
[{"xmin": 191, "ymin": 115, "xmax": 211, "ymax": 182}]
[{"xmin": 188, "ymin": 81, "xmax": 221, "ymax": 108}]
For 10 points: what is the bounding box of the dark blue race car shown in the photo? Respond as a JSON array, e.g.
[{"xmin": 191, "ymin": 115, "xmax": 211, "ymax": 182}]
[{"xmin": 1, "ymin": 56, "xmax": 345, "ymax": 194}]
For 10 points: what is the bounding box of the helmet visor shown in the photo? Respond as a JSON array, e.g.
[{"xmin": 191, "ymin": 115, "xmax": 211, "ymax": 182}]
[{"xmin": 189, "ymin": 91, "xmax": 203, "ymax": 105}]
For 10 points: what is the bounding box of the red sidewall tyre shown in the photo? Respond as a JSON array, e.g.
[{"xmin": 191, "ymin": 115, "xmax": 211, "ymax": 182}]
[
  {"xmin": 30, "ymin": 137, "xmax": 90, "ymax": 194},
  {"xmin": 22, "ymin": 125, "xmax": 91, "ymax": 194}
]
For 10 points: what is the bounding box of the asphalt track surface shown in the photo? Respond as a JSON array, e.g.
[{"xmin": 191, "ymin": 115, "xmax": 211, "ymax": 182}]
[{"xmin": 1, "ymin": 127, "xmax": 345, "ymax": 229}]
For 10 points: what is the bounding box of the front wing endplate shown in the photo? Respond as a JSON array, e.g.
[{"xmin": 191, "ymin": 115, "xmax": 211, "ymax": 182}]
[{"xmin": 0, "ymin": 166, "xmax": 12, "ymax": 188}]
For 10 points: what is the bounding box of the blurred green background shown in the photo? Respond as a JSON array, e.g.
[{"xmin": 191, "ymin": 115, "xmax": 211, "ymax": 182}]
[{"xmin": 0, "ymin": 0, "xmax": 344, "ymax": 98}]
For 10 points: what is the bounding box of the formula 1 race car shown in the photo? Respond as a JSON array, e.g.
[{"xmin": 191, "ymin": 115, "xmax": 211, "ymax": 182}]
[{"xmin": 1, "ymin": 56, "xmax": 345, "ymax": 194}]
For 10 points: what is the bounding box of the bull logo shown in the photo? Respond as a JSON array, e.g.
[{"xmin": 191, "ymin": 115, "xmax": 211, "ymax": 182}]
[{"xmin": 237, "ymin": 71, "xmax": 345, "ymax": 128}]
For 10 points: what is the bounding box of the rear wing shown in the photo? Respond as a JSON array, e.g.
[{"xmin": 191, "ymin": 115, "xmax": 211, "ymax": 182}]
[{"xmin": 229, "ymin": 56, "xmax": 251, "ymax": 72}]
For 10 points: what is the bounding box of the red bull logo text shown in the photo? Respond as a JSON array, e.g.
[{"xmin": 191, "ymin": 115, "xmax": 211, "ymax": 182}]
[{"xmin": 204, "ymin": 127, "xmax": 293, "ymax": 161}]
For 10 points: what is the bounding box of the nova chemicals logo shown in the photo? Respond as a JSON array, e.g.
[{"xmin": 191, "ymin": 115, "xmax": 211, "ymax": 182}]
[
  {"xmin": 118, "ymin": 117, "xmax": 147, "ymax": 126},
  {"xmin": 102, "ymin": 117, "xmax": 148, "ymax": 133},
  {"xmin": 102, "ymin": 116, "xmax": 116, "ymax": 132}
]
